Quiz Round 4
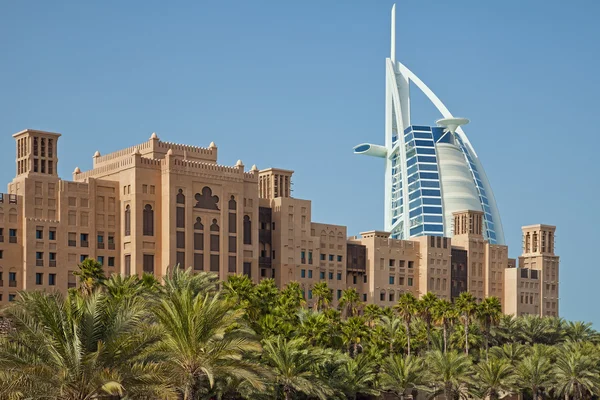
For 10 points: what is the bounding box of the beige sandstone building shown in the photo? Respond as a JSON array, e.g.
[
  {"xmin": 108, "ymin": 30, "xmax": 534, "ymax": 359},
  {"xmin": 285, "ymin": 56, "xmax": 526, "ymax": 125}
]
[{"xmin": 0, "ymin": 129, "xmax": 559, "ymax": 317}]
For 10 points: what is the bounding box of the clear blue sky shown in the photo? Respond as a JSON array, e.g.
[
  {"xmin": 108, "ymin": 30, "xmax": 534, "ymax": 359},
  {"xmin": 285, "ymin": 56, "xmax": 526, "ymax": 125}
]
[{"xmin": 1, "ymin": 1, "xmax": 598, "ymax": 324}]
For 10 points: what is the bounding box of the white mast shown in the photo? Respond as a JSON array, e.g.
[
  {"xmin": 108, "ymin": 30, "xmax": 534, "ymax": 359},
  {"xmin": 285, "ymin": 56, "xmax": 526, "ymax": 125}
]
[{"xmin": 390, "ymin": 4, "xmax": 396, "ymax": 64}]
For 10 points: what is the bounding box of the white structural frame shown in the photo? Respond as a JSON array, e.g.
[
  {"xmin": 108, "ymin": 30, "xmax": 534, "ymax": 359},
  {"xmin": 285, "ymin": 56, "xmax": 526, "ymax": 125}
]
[{"xmin": 353, "ymin": 4, "xmax": 505, "ymax": 244}]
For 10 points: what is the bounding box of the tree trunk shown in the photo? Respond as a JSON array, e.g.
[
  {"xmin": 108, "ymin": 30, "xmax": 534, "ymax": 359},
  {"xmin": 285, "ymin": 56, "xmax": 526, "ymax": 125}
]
[
  {"xmin": 406, "ymin": 321, "xmax": 411, "ymax": 356},
  {"xmin": 443, "ymin": 323, "xmax": 448, "ymax": 354},
  {"xmin": 464, "ymin": 318, "xmax": 470, "ymax": 355},
  {"xmin": 445, "ymin": 383, "xmax": 453, "ymax": 400},
  {"xmin": 426, "ymin": 319, "xmax": 431, "ymax": 350},
  {"xmin": 284, "ymin": 386, "xmax": 292, "ymax": 400},
  {"xmin": 484, "ymin": 320, "xmax": 490, "ymax": 360}
]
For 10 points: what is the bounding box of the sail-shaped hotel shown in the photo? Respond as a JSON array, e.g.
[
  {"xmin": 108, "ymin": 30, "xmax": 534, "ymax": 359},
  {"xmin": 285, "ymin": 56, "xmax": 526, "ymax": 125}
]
[{"xmin": 354, "ymin": 5, "xmax": 504, "ymax": 245}]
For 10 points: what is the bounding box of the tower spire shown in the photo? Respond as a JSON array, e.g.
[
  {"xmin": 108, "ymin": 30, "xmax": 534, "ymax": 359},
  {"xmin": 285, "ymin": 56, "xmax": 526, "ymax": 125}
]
[{"xmin": 390, "ymin": 4, "xmax": 396, "ymax": 63}]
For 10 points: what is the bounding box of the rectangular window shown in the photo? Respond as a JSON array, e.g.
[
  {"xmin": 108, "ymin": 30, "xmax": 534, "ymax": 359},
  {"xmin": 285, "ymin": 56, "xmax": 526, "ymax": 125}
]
[
  {"xmin": 389, "ymin": 259, "xmax": 395, "ymax": 267},
  {"xmin": 210, "ymin": 255, "xmax": 219, "ymax": 272},
  {"xmin": 210, "ymin": 235, "xmax": 219, "ymax": 252},
  {"xmin": 364, "ymin": 275, "xmax": 367, "ymax": 283},
  {"xmin": 380, "ymin": 292, "xmax": 385, "ymax": 301},
  {"xmin": 243, "ymin": 262, "xmax": 251, "ymax": 277},
  {"xmin": 35, "ymin": 273, "xmax": 43, "ymax": 285},
  {"xmin": 389, "ymin": 276, "xmax": 395, "ymax": 285},
  {"xmin": 389, "ymin": 292, "xmax": 395, "ymax": 302},
  {"xmin": 97, "ymin": 256, "xmax": 104, "ymax": 265},
  {"xmin": 308, "ymin": 251, "xmax": 313, "ymax": 264},
  {"xmin": 363, "ymin": 294, "xmax": 367, "ymax": 301},
  {"xmin": 176, "ymin": 207, "xmax": 185, "ymax": 228},
  {"xmin": 194, "ymin": 233, "xmax": 204, "ymax": 251},
  {"xmin": 328, "ymin": 272, "xmax": 333, "ymax": 280},
  {"xmin": 49, "ymin": 273, "xmax": 56, "ymax": 286},
  {"xmin": 320, "ymin": 271, "xmax": 325, "ymax": 279},
  {"xmin": 194, "ymin": 253, "xmax": 204, "ymax": 271},
  {"xmin": 108, "ymin": 257, "xmax": 115, "ymax": 267},
  {"xmin": 143, "ymin": 254, "xmax": 154, "ymax": 274},
  {"xmin": 228, "ymin": 256, "xmax": 236, "ymax": 273},
  {"xmin": 308, "ymin": 270, "xmax": 313, "ymax": 278},
  {"xmin": 48, "ymin": 229, "xmax": 56, "ymax": 240},
  {"xmin": 177, "ymin": 231, "xmax": 185, "ymax": 249},
  {"xmin": 177, "ymin": 252, "xmax": 185, "ymax": 268},
  {"xmin": 337, "ymin": 290, "xmax": 342, "ymax": 300},
  {"xmin": 400, "ymin": 277, "xmax": 405, "ymax": 285},
  {"xmin": 408, "ymin": 261, "xmax": 414, "ymax": 269},
  {"xmin": 353, "ymin": 276, "xmax": 357, "ymax": 284},
  {"xmin": 80, "ymin": 255, "xmax": 88, "ymax": 262},
  {"xmin": 9, "ymin": 294, "xmax": 16, "ymax": 302},
  {"xmin": 308, "ymin": 290, "xmax": 313, "ymax": 300},
  {"xmin": 301, "ymin": 269, "xmax": 306, "ymax": 278},
  {"xmin": 36, "ymin": 251, "xmax": 43, "ymax": 260},
  {"xmin": 125, "ymin": 255, "xmax": 131, "ymax": 276},
  {"xmin": 229, "ymin": 236, "xmax": 236, "ymax": 253},
  {"xmin": 337, "ymin": 272, "xmax": 342, "ymax": 280},
  {"xmin": 328, "ymin": 254, "xmax": 334, "ymax": 261},
  {"xmin": 320, "ymin": 254, "xmax": 326, "ymax": 261},
  {"xmin": 80, "ymin": 233, "xmax": 89, "ymax": 247},
  {"xmin": 228, "ymin": 213, "xmax": 236, "ymax": 233},
  {"xmin": 337, "ymin": 255, "xmax": 342, "ymax": 262},
  {"xmin": 36, "ymin": 229, "xmax": 43, "ymax": 240},
  {"xmin": 408, "ymin": 278, "xmax": 413, "ymax": 286}
]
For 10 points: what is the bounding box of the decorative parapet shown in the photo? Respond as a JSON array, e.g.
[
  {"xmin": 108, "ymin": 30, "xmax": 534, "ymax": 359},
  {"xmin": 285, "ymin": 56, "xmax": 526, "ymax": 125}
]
[
  {"xmin": 165, "ymin": 156, "xmax": 257, "ymax": 182},
  {"xmin": 74, "ymin": 157, "xmax": 134, "ymax": 181}
]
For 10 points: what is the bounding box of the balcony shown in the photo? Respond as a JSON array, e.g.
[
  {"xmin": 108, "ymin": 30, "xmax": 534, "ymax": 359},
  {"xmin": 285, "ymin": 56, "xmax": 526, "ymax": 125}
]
[
  {"xmin": 108, "ymin": 243, "xmax": 115, "ymax": 250},
  {"xmin": 259, "ymin": 257, "xmax": 272, "ymax": 267},
  {"xmin": 36, "ymin": 259, "xmax": 44, "ymax": 267},
  {"xmin": 68, "ymin": 240, "xmax": 76, "ymax": 247},
  {"xmin": 81, "ymin": 240, "xmax": 89, "ymax": 248},
  {"xmin": 9, "ymin": 280, "xmax": 16, "ymax": 287},
  {"xmin": 49, "ymin": 260, "xmax": 56, "ymax": 268},
  {"xmin": 9, "ymin": 236, "xmax": 16, "ymax": 244},
  {"xmin": 97, "ymin": 242, "xmax": 105, "ymax": 249}
]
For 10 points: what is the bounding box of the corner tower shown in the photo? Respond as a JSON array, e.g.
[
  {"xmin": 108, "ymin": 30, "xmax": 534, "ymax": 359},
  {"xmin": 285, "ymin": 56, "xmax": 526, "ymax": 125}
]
[
  {"xmin": 13, "ymin": 129, "xmax": 60, "ymax": 178},
  {"xmin": 353, "ymin": 5, "xmax": 504, "ymax": 244}
]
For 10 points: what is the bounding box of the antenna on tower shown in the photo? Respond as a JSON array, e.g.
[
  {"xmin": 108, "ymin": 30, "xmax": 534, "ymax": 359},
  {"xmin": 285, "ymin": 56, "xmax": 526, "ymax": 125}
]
[{"xmin": 390, "ymin": 4, "xmax": 396, "ymax": 63}]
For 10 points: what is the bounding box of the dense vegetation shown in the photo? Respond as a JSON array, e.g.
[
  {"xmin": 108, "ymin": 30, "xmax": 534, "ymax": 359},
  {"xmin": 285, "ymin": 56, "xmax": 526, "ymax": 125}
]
[{"xmin": 0, "ymin": 259, "xmax": 598, "ymax": 400}]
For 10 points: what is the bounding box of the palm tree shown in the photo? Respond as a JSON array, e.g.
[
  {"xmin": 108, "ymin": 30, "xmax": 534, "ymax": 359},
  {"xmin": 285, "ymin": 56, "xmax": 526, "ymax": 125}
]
[
  {"xmin": 519, "ymin": 315, "xmax": 562, "ymax": 345},
  {"xmin": 334, "ymin": 352, "xmax": 379, "ymax": 400},
  {"xmin": 223, "ymin": 273, "xmax": 256, "ymax": 307},
  {"xmin": 297, "ymin": 310, "xmax": 331, "ymax": 347},
  {"xmin": 553, "ymin": 346, "xmax": 600, "ymax": 400},
  {"xmin": 455, "ymin": 291, "xmax": 477, "ymax": 355},
  {"xmin": 363, "ymin": 303, "xmax": 382, "ymax": 327},
  {"xmin": 312, "ymin": 281, "xmax": 332, "ymax": 311},
  {"xmin": 378, "ymin": 315, "xmax": 405, "ymax": 355},
  {"xmin": 262, "ymin": 336, "xmax": 333, "ymax": 400},
  {"xmin": 425, "ymin": 350, "xmax": 471, "ymax": 400},
  {"xmin": 564, "ymin": 321, "xmax": 600, "ymax": 343},
  {"xmin": 341, "ymin": 316, "xmax": 368, "ymax": 357},
  {"xmin": 395, "ymin": 292, "xmax": 418, "ymax": 356},
  {"xmin": 73, "ymin": 257, "xmax": 106, "ymax": 295},
  {"xmin": 0, "ymin": 290, "xmax": 174, "ymax": 399},
  {"xmin": 379, "ymin": 354, "xmax": 424, "ymax": 399},
  {"xmin": 516, "ymin": 351, "xmax": 553, "ymax": 400},
  {"xmin": 152, "ymin": 275, "xmax": 264, "ymax": 399},
  {"xmin": 472, "ymin": 357, "xmax": 515, "ymax": 400},
  {"xmin": 489, "ymin": 342, "xmax": 527, "ymax": 367},
  {"xmin": 477, "ymin": 296, "xmax": 503, "ymax": 358},
  {"xmin": 418, "ymin": 292, "xmax": 438, "ymax": 350},
  {"xmin": 339, "ymin": 287, "xmax": 361, "ymax": 317},
  {"xmin": 433, "ymin": 299, "xmax": 456, "ymax": 353}
]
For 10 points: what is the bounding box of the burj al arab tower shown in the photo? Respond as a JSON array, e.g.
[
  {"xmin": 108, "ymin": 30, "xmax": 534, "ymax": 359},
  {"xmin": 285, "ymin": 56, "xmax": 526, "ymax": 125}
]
[{"xmin": 354, "ymin": 5, "xmax": 505, "ymax": 245}]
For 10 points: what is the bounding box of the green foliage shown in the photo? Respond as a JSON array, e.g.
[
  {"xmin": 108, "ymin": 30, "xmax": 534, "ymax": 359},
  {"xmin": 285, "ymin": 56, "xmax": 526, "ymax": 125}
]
[{"xmin": 1, "ymin": 278, "xmax": 600, "ymax": 400}]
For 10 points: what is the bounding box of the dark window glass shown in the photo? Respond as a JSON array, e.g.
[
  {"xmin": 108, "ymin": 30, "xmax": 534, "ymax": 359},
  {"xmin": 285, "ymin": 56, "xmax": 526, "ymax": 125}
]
[
  {"xmin": 228, "ymin": 196, "xmax": 236, "ymax": 210},
  {"xmin": 176, "ymin": 207, "xmax": 185, "ymax": 228},
  {"xmin": 229, "ymin": 213, "xmax": 237, "ymax": 233},
  {"xmin": 125, "ymin": 255, "xmax": 131, "ymax": 276},
  {"xmin": 143, "ymin": 205, "xmax": 154, "ymax": 236},
  {"xmin": 194, "ymin": 217, "xmax": 204, "ymax": 230},
  {"xmin": 176, "ymin": 231, "xmax": 185, "ymax": 249},
  {"xmin": 194, "ymin": 233, "xmax": 204, "ymax": 251},
  {"xmin": 228, "ymin": 256, "xmax": 236, "ymax": 273},
  {"xmin": 176, "ymin": 189, "xmax": 185, "ymax": 204},
  {"xmin": 243, "ymin": 215, "xmax": 251, "ymax": 244},
  {"xmin": 176, "ymin": 252, "xmax": 185, "ymax": 268},
  {"xmin": 194, "ymin": 253, "xmax": 204, "ymax": 271},
  {"xmin": 143, "ymin": 254, "xmax": 154, "ymax": 274},
  {"xmin": 124, "ymin": 205, "xmax": 131, "ymax": 236},
  {"xmin": 49, "ymin": 230, "xmax": 56, "ymax": 240},
  {"xmin": 49, "ymin": 274, "xmax": 56, "ymax": 286},
  {"xmin": 210, "ymin": 219, "xmax": 219, "ymax": 232},
  {"xmin": 35, "ymin": 273, "xmax": 43, "ymax": 285},
  {"xmin": 210, "ymin": 234, "xmax": 219, "ymax": 252},
  {"xmin": 108, "ymin": 257, "xmax": 115, "ymax": 267},
  {"xmin": 210, "ymin": 255, "xmax": 219, "ymax": 272},
  {"xmin": 243, "ymin": 262, "xmax": 251, "ymax": 277},
  {"xmin": 229, "ymin": 236, "xmax": 236, "ymax": 253}
]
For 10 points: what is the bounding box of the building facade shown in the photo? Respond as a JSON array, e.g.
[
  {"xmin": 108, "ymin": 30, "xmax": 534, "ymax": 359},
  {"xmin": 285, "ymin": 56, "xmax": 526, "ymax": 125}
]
[{"xmin": 0, "ymin": 129, "xmax": 558, "ymax": 317}]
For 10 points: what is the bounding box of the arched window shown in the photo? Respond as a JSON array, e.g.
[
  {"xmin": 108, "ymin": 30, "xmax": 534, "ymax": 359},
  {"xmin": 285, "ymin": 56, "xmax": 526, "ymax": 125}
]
[
  {"xmin": 176, "ymin": 189, "xmax": 185, "ymax": 204},
  {"xmin": 124, "ymin": 205, "xmax": 131, "ymax": 236},
  {"xmin": 228, "ymin": 195, "xmax": 236, "ymax": 210},
  {"xmin": 194, "ymin": 217, "xmax": 204, "ymax": 230},
  {"xmin": 143, "ymin": 204, "xmax": 154, "ymax": 236},
  {"xmin": 210, "ymin": 219, "xmax": 219, "ymax": 232},
  {"xmin": 243, "ymin": 215, "xmax": 251, "ymax": 245}
]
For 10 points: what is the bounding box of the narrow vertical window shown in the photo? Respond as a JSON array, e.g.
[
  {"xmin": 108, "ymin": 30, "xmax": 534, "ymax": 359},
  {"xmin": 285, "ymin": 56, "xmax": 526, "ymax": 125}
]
[
  {"xmin": 143, "ymin": 204, "xmax": 154, "ymax": 236},
  {"xmin": 243, "ymin": 215, "xmax": 251, "ymax": 244},
  {"xmin": 124, "ymin": 205, "xmax": 131, "ymax": 236}
]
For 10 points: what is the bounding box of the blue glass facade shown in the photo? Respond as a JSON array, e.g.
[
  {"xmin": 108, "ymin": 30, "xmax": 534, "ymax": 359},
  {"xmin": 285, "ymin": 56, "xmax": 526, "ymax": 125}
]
[{"xmin": 390, "ymin": 125, "xmax": 499, "ymax": 244}]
